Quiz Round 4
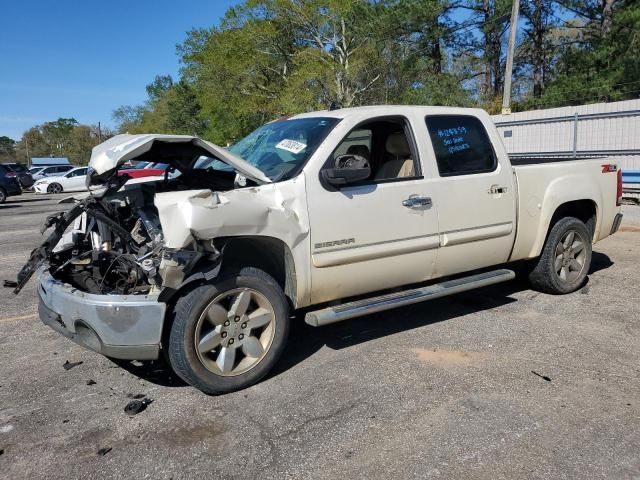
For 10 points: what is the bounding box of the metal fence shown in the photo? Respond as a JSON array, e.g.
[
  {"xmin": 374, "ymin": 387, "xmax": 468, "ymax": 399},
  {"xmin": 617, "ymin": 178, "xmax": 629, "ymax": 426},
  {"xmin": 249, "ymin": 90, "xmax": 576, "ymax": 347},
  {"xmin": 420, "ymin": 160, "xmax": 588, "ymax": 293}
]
[{"xmin": 492, "ymin": 99, "xmax": 640, "ymax": 171}]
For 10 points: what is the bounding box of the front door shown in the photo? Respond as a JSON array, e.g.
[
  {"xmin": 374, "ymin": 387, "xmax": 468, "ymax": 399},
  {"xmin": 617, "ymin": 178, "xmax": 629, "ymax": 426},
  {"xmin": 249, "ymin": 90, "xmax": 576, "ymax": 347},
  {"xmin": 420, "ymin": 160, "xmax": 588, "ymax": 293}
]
[{"xmin": 306, "ymin": 116, "xmax": 440, "ymax": 305}]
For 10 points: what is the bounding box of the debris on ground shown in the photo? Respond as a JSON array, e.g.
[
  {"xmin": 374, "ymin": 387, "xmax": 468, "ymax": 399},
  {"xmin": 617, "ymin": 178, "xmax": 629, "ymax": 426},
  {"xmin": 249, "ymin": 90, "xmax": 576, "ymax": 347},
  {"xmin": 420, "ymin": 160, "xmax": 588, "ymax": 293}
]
[
  {"xmin": 63, "ymin": 360, "xmax": 83, "ymax": 371},
  {"xmin": 124, "ymin": 398, "xmax": 153, "ymax": 416},
  {"xmin": 126, "ymin": 393, "xmax": 146, "ymax": 399},
  {"xmin": 3, "ymin": 280, "xmax": 18, "ymax": 289},
  {"xmin": 0, "ymin": 449, "xmax": 4, "ymax": 456},
  {"xmin": 86, "ymin": 379, "xmax": 97, "ymax": 386},
  {"xmin": 97, "ymin": 447, "xmax": 112, "ymax": 456},
  {"xmin": 531, "ymin": 370, "xmax": 552, "ymax": 382}
]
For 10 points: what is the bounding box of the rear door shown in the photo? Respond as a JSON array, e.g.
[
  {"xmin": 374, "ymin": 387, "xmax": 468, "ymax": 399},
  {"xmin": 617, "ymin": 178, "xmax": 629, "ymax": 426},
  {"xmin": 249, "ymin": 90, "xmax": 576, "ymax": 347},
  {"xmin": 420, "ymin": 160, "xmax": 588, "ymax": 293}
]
[{"xmin": 423, "ymin": 113, "xmax": 516, "ymax": 277}]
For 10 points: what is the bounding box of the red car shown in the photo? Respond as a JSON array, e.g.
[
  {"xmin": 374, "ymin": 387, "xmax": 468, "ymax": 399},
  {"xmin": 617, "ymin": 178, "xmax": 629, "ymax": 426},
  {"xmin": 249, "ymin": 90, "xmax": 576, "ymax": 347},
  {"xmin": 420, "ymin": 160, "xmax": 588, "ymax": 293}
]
[{"xmin": 118, "ymin": 162, "xmax": 169, "ymax": 179}]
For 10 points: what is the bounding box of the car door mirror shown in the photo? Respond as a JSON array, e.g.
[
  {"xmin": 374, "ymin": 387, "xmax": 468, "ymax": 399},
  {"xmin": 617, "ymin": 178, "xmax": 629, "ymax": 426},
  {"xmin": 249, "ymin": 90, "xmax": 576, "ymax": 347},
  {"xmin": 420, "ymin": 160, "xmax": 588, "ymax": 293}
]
[{"xmin": 322, "ymin": 154, "xmax": 371, "ymax": 187}]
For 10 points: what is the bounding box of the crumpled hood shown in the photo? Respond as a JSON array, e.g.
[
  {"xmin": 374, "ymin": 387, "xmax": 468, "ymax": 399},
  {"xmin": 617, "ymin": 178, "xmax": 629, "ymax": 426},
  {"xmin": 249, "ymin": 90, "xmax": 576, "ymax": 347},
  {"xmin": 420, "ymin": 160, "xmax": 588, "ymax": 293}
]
[{"xmin": 88, "ymin": 134, "xmax": 272, "ymax": 185}]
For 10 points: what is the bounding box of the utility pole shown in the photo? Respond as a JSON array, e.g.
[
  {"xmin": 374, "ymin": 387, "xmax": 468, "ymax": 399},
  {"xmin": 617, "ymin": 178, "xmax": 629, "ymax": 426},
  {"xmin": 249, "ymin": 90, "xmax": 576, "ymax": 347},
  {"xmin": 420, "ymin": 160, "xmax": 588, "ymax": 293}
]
[
  {"xmin": 502, "ymin": 0, "xmax": 520, "ymax": 115},
  {"xmin": 98, "ymin": 121, "xmax": 102, "ymax": 143}
]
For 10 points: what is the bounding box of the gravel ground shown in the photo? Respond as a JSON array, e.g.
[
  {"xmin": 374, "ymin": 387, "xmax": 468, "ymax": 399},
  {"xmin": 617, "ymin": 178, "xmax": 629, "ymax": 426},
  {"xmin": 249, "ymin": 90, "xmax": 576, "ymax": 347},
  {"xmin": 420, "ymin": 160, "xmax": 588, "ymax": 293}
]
[{"xmin": 0, "ymin": 193, "xmax": 639, "ymax": 480}]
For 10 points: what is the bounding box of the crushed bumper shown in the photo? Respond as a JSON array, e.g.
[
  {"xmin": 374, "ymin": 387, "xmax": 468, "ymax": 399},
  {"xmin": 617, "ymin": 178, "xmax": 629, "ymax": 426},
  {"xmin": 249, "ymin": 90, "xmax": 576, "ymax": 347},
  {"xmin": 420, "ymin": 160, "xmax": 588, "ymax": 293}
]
[{"xmin": 37, "ymin": 269, "xmax": 166, "ymax": 360}]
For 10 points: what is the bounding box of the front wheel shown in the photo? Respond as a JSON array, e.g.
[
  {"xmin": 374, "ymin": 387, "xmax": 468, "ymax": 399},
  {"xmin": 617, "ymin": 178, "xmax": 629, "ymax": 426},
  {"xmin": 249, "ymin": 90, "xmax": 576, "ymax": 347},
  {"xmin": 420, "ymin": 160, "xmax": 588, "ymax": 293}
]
[
  {"xmin": 529, "ymin": 216, "xmax": 592, "ymax": 294},
  {"xmin": 168, "ymin": 267, "xmax": 290, "ymax": 394},
  {"xmin": 0, "ymin": 188, "xmax": 6, "ymax": 204},
  {"xmin": 47, "ymin": 182, "xmax": 63, "ymax": 194}
]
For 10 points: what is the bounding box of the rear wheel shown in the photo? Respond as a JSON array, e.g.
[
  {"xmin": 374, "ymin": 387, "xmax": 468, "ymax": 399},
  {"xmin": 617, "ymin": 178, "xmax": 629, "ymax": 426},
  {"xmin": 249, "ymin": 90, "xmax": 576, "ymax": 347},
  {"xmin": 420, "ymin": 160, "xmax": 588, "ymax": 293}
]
[
  {"xmin": 168, "ymin": 267, "xmax": 290, "ymax": 394},
  {"xmin": 529, "ymin": 217, "xmax": 592, "ymax": 294},
  {"xmin": 0, "ymin": 188, "xmax": 6, "ymax": 204},
  {"xmin": 47, "ymin": 183, "xmax": 63, "ymax": 194}
]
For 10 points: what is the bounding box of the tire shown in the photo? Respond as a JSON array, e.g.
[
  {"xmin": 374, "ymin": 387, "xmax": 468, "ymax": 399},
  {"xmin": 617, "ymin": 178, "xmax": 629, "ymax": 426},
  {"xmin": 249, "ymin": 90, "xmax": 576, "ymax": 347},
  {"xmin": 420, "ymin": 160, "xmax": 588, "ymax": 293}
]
[
  {"xmin": 168, "ymin": 267, "xmax": 290, "ymax": 394},
  {"xmin": 47, "ymin": 183, "xmax": 63, "ymax": 194},
  {"xmin": 0, "ymin": 188, "xmax": 6, "ymax": 204},
  {"xmin": 529, "ymin": 216, "xmax": 592, "ymax": 294}
]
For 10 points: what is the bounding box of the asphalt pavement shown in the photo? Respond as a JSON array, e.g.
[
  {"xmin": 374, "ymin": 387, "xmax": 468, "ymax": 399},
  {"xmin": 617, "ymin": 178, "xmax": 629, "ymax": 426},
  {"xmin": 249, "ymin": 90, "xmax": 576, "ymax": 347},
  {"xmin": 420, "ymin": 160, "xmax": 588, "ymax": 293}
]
[{"xmin": 0, "ymin": 192, "xmax": 638, "ymax": 479}]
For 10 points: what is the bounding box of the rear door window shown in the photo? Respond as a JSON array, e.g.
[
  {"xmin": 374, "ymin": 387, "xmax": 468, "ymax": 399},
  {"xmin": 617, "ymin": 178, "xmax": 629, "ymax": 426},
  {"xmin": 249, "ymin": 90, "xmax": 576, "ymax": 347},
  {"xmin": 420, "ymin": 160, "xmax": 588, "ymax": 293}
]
[{"xmin": 425, "ymin": 115, "xmax": 496, "ymax": 176}]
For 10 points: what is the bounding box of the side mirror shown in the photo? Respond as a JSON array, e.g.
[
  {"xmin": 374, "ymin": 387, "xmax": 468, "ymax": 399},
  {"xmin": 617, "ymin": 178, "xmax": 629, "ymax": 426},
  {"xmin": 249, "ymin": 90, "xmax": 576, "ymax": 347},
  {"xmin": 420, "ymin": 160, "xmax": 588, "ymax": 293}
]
[{"xmin": 321, "ymin": 154, "xmax": 371, "ymax": 187}]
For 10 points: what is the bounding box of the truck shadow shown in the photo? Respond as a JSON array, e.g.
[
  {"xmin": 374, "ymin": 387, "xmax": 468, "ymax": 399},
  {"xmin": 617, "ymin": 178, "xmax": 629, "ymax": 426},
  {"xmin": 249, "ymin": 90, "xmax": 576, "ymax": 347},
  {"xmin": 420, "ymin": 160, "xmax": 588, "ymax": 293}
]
[
  {"xmin": 115, "ymin": 252, "xmax": 614, "ymax": 389},
  {"xmin": 269, "ymin": 251, "xmax": 614, "ymax": 379}
]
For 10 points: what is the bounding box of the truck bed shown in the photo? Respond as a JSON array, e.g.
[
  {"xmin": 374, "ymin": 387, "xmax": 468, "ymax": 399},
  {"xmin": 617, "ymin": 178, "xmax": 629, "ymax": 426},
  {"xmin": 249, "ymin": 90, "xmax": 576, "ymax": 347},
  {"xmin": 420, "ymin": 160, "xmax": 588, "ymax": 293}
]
[
  {"xmin": 510, "ymin": 156, "xmax": 602, "ymax": 166},
  {"xmin": 510, "ymin": 157, "xmax": 620, "ymax": 262}
]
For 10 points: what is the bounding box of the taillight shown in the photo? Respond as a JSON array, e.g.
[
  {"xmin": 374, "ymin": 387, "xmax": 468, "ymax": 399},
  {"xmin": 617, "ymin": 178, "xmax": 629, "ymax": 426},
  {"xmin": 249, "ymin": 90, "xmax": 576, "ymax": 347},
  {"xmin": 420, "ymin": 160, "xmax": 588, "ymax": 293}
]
[
  {"xmin": 617, "ymin": 169, "xmax": 623, "ymax": 206},
  {"xmin": 4, "ymin": 171, "xmax": 17, "ymax": 178}
]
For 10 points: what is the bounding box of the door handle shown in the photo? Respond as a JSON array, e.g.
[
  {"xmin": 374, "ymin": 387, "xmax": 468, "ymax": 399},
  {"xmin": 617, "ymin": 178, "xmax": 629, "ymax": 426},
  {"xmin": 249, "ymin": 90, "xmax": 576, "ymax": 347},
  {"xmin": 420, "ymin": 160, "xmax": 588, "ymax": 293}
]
[
  {"xmin": 402, "ymin": 195, "xmax": 432, "ymax": 209},
  {"xmin": 488, "ymin": 184, "xmax": 508, "ymax": 195}
]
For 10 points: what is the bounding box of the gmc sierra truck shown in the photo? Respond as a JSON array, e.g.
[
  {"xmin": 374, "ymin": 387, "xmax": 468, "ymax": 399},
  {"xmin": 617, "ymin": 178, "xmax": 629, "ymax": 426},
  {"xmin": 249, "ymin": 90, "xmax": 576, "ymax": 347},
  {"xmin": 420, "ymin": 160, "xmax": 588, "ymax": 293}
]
[{"xmin": 10, "ymin": 106, "xmax": 623, "ymax": 394}]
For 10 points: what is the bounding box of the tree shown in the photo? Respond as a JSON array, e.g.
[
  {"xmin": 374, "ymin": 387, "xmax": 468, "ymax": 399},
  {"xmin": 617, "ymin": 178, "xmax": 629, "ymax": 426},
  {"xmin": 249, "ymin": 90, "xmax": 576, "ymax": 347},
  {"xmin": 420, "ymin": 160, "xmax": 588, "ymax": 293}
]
[
  {"xmin": 520, "ymin": 0, "xmax": 558, "ymax": 98},
  {"xmin": 537, "ymin": 0, "xmax": 639, "ymax": 107},
  {"xmin": 111, "ymin": 0, "xmax": 639, "ymax": 141},
  {"xmin": 0, "ymin": 136, "xmax": 16, "ymax": 162},
  {"xmin": 14, "ymin": 120, "xmax": 111, "ymax": 165}
]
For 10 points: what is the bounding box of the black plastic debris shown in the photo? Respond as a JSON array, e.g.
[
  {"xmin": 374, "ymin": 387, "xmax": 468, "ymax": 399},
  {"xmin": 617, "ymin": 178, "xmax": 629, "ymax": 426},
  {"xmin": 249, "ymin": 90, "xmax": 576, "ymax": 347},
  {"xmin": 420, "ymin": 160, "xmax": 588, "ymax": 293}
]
[
  {"xmin": 531, "ymin": 370, "xmax": 552, "ymax": 382},
  {"xmin": 124, "ymin": 398, "xmax": 153, "ymax": 416},
  {"xmin": 63, "ymin": 360, "xmax": 83, "ymax": 371},
  {"xmin": 126, "ymin": 393, "xmax": 146, "ymax": 399},
  {"xmin": 97, "ymin": 447, "xmax": 112, "ymax": 456},
  {"xmin": 0, "ymin": 448, "xmax": 4, "ymax": 456},
  {"xmin": 3, "ymin": 280, "xmax": 18, "ymax": 289},
  {"xmin": 86, "ymin": 379, "xmax": 97, "ymax": 386}
]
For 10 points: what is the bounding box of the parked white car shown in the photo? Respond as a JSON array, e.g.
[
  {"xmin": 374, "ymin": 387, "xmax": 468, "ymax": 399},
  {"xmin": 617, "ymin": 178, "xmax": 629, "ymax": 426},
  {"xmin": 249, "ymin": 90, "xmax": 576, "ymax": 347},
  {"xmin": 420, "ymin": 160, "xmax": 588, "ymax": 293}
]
[
  {"xmin": 31, "ymin": 165, "xmax": 74, "ymax": 181},
  {"xmin": 33, "ymin": 167, "xmax": 89, "ymax": 194}
]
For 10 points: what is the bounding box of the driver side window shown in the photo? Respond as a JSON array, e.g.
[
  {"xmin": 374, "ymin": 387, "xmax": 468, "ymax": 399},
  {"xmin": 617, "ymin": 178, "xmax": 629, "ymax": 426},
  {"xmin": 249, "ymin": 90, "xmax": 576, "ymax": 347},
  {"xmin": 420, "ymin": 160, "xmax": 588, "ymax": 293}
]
[{"xmin": 330, "ymin": 117, "xmax": 420, "ymax": 183}]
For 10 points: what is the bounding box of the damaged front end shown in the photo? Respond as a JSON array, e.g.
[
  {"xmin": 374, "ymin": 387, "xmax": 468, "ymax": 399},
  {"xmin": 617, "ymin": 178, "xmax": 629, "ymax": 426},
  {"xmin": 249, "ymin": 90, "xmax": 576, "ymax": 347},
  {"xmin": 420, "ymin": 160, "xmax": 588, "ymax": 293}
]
[
  {"xmin": 6, "ymin": 133, "xmax": 310, "ymax": 362},
  {"xmin": 10, "ymin": 133, "xmax": 272, "ymax": 296},
  {"xmin": 11, "ymin": 177, "xmax": 212, "ymax": 297}
]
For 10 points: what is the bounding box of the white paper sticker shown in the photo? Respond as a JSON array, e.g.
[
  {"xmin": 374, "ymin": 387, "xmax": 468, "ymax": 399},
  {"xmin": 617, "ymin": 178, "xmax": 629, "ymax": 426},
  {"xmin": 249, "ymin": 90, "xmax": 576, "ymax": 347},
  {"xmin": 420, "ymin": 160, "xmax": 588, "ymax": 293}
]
[{"xmin": 275, "ymin": 139, "xmax": 307, "ymax": 154}]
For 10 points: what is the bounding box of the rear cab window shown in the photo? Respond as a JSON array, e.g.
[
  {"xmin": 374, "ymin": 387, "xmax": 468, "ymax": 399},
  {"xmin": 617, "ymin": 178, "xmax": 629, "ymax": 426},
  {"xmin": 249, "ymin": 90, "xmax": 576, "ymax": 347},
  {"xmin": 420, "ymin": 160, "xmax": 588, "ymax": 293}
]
[{"xmin": 425, "ymin": 115, "xmax": 496, "ymax": 176}]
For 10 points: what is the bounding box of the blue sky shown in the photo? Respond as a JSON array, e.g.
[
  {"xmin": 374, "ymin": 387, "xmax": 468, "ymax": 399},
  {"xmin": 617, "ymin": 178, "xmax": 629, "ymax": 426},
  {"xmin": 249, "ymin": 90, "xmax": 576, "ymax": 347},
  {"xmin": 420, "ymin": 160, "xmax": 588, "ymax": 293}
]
[{"xmin": 0, "ymin": 0, "xmax": 240, "ymax": 140}]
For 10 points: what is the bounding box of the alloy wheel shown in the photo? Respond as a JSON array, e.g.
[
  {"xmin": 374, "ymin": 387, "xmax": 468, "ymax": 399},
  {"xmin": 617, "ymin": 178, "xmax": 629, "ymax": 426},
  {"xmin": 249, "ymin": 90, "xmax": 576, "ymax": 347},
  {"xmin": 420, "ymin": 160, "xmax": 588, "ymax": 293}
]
[
  {"xmin": 194, "ymin": 288, "xmax": 276, "ymax": 376},
  {"xmin": 554, "ymin": 230, "xmax": 587, "ymax": 283}
]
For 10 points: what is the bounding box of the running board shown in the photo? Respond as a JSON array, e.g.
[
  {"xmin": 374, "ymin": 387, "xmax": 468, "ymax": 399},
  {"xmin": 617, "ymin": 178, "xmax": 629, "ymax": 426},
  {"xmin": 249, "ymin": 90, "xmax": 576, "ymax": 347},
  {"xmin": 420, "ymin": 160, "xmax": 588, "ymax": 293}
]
[{"xmin": 304, "ymin": 269, "xmax": 515, "ymax": 327}]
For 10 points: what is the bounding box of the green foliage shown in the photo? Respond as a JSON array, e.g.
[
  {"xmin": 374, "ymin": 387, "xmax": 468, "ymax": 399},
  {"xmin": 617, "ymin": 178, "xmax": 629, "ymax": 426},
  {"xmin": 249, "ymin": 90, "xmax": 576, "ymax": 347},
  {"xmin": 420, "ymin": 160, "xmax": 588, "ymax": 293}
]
[
  {"xmin": 0, "ymin": 136, "xmax": 16, "ymax": 161},
  {"xmin": 14, "ymin": 119, "xmax": 113, "ymax": 165},
  {"xmin": 103, "ymin": 0, "xmax": 635, "ymax": 143},
  {"xmin": 531, "ymin": 0, "xmax": 640, "ymax": 108}
]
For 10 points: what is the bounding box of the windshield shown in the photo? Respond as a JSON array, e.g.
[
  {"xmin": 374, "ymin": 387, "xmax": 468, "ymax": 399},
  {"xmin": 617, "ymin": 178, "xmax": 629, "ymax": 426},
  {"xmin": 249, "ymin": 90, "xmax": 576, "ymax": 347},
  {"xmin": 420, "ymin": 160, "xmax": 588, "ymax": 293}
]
[{"xmin": 226, "ymin": 117, "xmax": 339, "ymax": 181}]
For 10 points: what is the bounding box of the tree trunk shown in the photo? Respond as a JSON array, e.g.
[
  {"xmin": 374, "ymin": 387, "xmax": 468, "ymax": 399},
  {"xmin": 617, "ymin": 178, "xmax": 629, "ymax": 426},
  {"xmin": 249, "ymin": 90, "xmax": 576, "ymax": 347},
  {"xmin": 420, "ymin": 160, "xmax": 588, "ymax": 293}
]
[
  {"xmin": 601, "ymin": 0, "xmax": 614, "ymax": 35},
  {"xmin": 483, "ymin": 0, "xmax": 492, "ymax": 97},
  {"xmin": 532, "ymin": 0, "xmax": 544, "ymax": 97}
]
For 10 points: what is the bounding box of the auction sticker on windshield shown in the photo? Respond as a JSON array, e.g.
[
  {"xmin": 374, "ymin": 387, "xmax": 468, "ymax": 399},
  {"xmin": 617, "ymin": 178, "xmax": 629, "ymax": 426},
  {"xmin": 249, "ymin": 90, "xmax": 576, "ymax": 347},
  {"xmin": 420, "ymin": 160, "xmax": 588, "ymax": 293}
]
[{"xmin": 276, "ymin": 139, "xmax": 307, "ymax": 154}]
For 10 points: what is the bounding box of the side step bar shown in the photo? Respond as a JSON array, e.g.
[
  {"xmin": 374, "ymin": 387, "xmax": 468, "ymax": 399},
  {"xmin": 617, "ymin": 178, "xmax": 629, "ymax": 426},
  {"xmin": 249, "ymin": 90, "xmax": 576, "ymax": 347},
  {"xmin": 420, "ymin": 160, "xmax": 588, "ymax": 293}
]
[{"xmin": 304, "ymin": 269, "xmax": 515, "ymax": 327}]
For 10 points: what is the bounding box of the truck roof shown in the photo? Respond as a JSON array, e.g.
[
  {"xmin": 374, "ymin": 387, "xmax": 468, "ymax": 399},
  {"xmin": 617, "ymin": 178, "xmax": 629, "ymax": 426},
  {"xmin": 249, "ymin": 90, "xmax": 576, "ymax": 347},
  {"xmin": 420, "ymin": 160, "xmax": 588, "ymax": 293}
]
[{"xmin": 291, "ymin": 105, "xmax": 487, "ymax": 120}]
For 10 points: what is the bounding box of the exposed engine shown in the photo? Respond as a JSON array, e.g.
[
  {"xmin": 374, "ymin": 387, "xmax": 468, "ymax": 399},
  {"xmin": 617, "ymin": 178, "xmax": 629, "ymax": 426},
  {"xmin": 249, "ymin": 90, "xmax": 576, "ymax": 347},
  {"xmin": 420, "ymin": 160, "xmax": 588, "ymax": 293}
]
[
  {"xmin": 48, "ymin": 195, "xmax": 164, "ymax": 295},
  {"xmin": 10, "ymin": 175, "xmax": 222, "ymax": 296},
  {"xmin": 6, "ymin": 133, "xmax": 264, "ymax": 296}
]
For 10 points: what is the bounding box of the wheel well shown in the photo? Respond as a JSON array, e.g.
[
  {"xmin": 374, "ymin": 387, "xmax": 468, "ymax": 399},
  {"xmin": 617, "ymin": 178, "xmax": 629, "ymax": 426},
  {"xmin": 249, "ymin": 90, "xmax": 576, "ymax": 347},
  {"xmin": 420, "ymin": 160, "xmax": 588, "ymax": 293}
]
[
  {"xmin": 549, "ymin": 200, "xmax": 597, "ymax": 240},
  {"xmin": 216, "ymin": 236, "xmax": 297, "ymax": 308}
]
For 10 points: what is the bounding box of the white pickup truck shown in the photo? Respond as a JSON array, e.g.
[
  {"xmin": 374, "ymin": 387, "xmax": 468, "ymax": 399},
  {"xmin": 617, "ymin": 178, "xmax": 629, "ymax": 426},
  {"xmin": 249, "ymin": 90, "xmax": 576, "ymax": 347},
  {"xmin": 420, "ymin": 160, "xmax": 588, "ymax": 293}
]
[{"xmin": 11, "ymin": 106, "xmax": 623, "ymax": 394}]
